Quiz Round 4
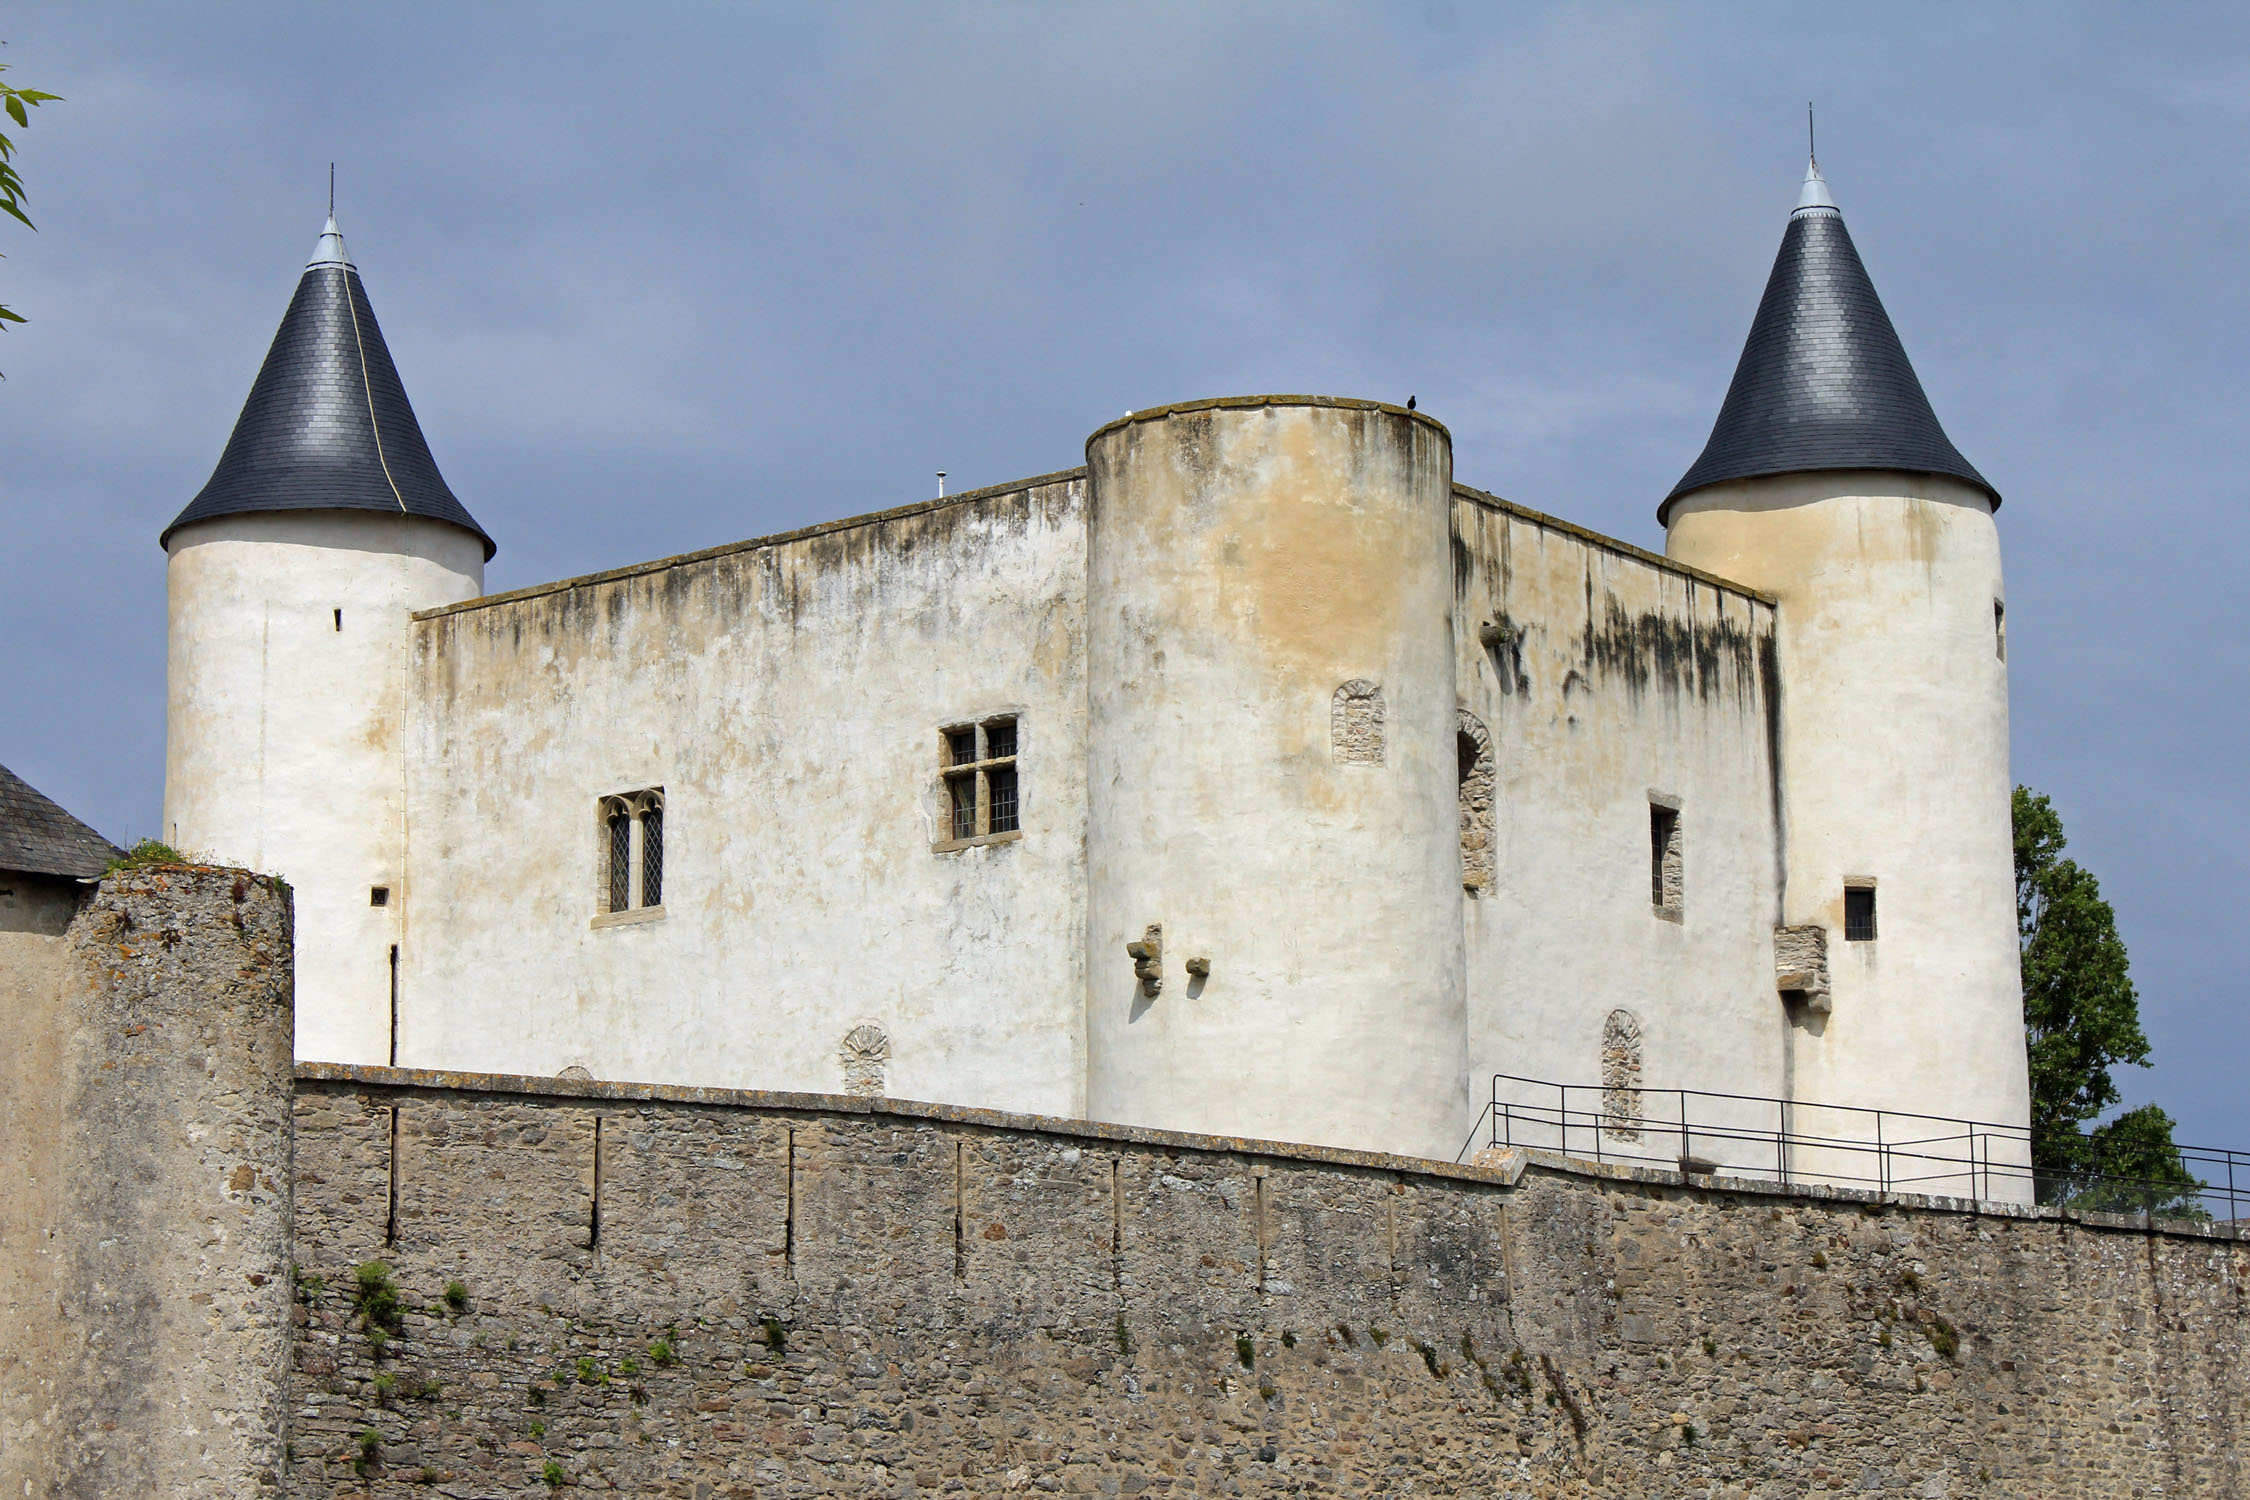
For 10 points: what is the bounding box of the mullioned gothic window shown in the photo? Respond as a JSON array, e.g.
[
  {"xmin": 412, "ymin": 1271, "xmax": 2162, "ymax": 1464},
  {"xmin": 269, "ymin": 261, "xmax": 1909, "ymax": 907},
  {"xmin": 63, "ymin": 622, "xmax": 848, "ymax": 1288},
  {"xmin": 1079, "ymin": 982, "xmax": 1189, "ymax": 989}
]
[{"xmin": 598, "ymin": 789, "xmax": 665, "ymax": 918}]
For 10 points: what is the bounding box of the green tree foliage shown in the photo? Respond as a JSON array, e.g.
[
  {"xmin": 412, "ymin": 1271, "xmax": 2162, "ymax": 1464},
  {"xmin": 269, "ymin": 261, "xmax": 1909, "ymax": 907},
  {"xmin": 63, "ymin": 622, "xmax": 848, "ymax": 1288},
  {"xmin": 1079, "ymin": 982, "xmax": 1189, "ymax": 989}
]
[
  {"xmin": 2015, "ymin": 785, "xmax": 2202, "ymax": 1214},
  {"xmin": 0, "ymin": 61, "xmax": 62, "ymax": 368}
]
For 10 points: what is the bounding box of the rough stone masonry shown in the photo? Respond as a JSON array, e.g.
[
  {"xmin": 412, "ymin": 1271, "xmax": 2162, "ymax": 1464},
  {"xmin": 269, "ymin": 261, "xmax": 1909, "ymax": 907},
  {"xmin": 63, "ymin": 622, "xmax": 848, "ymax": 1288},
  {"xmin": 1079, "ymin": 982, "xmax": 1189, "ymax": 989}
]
[{"xmin": 6, "ymin": 873, "xmax": 2249, "ymax": 1497}]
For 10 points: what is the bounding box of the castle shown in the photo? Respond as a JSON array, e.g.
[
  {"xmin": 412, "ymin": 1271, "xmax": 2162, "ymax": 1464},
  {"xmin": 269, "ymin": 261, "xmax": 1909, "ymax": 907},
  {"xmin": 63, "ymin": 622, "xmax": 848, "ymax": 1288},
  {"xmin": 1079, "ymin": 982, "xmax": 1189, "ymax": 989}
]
[{"xmin": 155, "ymin": 160, "xmax": 2028, "ymax": 1188}]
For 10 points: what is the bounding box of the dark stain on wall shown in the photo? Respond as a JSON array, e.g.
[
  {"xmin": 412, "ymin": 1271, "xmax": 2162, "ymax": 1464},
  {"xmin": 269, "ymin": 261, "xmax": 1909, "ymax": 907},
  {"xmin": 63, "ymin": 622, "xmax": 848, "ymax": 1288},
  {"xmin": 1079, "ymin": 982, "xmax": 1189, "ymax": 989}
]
[{"xmin": 1576, "ymin": 589, "xmax": 1763, "ymax": 706}]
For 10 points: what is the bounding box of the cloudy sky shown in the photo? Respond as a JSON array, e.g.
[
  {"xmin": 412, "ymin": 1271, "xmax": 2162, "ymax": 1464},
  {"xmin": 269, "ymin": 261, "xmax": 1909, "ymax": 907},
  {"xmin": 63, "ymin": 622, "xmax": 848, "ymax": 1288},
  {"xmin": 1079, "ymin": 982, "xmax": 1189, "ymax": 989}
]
[{"xmin": 5, "ymin": 4, "xmax": 2246, "ymax": 1145}]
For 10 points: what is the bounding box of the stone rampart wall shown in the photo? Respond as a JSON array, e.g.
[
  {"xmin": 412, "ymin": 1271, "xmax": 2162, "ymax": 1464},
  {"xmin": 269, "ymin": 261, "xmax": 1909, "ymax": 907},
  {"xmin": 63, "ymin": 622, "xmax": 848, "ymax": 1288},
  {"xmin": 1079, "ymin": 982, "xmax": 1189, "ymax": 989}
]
[
  {"xmin": 288, "ymin": 1066, "xmax": 2250, "ymax": 1499},
  {"xmin": 0, "ymin": 867, "xmax": 295, "ymax": 1500}
]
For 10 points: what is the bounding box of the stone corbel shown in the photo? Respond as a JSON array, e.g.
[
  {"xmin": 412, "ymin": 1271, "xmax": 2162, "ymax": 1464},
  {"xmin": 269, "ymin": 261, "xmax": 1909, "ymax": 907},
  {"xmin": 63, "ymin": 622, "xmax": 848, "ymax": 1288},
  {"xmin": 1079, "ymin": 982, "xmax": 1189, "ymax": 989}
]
[
  {"xmin": 1126, "ymin": 925, "xmax": 1162, "ymax": 997},
  {"xmin": 1774, "ymin": 923, "xmax": 1831, "ymax": 1014}
]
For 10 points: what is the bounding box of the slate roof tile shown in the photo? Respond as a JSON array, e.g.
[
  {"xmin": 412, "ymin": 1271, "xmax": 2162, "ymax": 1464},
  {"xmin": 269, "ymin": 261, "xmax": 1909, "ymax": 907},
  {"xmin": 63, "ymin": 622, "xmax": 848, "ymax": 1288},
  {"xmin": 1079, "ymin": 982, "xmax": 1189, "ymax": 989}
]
[
  {"xmin": 0, "ymin": 762, "xmax": 122, "ymax": 880},
  {"xmin": 161, "ymin": 224, "xmax": 494, "ymax": 556},
  {"xmin": 1662, "ymin": 186, "xmax": 1995, "ymax": 522}
]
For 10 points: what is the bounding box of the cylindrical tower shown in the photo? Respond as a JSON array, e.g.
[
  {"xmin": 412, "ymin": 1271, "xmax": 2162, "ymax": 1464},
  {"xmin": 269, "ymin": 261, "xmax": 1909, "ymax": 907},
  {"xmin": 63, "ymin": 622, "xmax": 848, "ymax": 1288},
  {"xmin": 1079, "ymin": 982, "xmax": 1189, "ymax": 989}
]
[
  {"xmin": 161, "ymin": 216, "xmax": 492, "ymax": 1066},
  {"xmin": 1083, "ymin": 396, "xmax": 1467, "ymax": 1159},
  {"xmin": 1663, "ymin": 163, "xmax": 2028, "ymax": 1194}
]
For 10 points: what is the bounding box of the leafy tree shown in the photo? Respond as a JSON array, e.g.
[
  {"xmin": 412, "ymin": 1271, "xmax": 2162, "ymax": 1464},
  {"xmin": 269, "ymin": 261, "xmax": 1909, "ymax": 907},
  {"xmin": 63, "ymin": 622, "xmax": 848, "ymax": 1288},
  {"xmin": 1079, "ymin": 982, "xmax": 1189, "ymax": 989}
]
[
  {"xmin": 2015, "ymin": 784, "xmax": 2202, "ymax": 1214},
  {"xmin": 0, "ymin": 61, "xmax": 61, "ymax": 369}
]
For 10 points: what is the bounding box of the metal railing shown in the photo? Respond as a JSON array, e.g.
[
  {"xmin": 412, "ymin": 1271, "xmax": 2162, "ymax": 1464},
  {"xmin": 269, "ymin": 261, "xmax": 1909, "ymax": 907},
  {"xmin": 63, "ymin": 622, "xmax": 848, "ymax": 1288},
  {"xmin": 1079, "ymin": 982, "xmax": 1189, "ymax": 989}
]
[{"xmin": 1459, "ymin": 1073, "xmax": 2249, "ymax": 1224}]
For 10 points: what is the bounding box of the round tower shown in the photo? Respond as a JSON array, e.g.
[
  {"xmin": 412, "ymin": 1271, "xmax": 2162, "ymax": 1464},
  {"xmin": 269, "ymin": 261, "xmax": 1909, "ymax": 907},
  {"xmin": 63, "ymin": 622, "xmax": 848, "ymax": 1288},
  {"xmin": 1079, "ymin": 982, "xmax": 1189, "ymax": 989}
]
[
  {"xmin": 162, "ymin": 215, "xmax": 492, "ymax": 1066},
  {"xmin": 1662, "ymin": 163, "xmax": 2028, "ymax": 1194},
  {"xmin": 1082, "ymin": 397, "xmax": 1467, "ymax": 1160}
]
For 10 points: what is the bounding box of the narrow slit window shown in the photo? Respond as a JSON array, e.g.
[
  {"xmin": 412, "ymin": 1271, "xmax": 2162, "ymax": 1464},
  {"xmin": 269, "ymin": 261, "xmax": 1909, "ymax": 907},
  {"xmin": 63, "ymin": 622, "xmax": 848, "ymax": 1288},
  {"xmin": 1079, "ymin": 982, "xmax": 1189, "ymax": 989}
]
[
  {"xmin": 334, "ymin": 608, "xmax": 344, "ymax": 632},
  {"xmin": 639, "ymin": 803, "xmax": 664, "ymax": 908},
  {"xmin": 1994, "ymin": 599, "xmax": 2007, "ymax": 662},
  {"xmin": 1650, "ymin": 803, "xmax": 1683, "ymax": 916},
  {"xmin": 1845, "ymin": 884, "xmax": 1878, "ymax": 942},
  {"xmin": 936, "ymin": 715, "xmax": 1021, "ymax": 847},
  {"xmin": 606, "ymin": 803, "xmax": 633, "ymax": 912}
]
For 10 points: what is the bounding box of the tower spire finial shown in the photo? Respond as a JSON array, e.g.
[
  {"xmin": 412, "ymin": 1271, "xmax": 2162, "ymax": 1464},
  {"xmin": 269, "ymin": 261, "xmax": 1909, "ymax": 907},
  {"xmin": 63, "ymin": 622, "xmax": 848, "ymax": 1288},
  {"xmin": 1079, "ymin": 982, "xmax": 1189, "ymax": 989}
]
[
  {"xmin": 1808, "ymin": 102, "xmax": 1815, "ymax": 172},
  {"xmin": 328, "ymin": 161, "xmax": 335, "ymax": 218}
]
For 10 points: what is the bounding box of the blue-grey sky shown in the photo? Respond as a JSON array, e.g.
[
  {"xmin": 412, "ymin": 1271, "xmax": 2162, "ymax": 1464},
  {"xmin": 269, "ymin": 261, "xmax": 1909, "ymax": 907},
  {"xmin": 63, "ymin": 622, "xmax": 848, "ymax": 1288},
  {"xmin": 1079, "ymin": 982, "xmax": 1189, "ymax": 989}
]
[{"xmin": 4, "ymin": 4, "xmax": 2246, "ymax": 1144}]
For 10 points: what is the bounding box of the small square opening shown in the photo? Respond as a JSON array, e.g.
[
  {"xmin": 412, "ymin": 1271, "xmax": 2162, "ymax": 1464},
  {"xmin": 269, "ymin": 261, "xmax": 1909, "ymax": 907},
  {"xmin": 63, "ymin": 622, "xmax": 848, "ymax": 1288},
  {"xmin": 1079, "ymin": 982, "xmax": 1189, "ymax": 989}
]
[
  {"xmin": 1845, "ymin": 885, "xmax": 1878, "ymax": 942},
  {"xmin": 369, "ymin": 886, "xmax": 390, "ymax": 907}
]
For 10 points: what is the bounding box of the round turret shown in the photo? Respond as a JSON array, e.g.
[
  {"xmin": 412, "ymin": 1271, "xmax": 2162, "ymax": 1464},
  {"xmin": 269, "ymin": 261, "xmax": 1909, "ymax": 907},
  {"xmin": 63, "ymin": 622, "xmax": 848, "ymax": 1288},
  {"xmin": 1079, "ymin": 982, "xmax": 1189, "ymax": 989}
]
[
  {"xmin": 1082, "ymin": 397, "xmax": 1467, "ymax": 1159},
  {"xmin": 1664, "ymin": 164, "xmax": 2028, "ymax": 1197},
  {"xmin": 162, "ymin": 216, "xmax": 489, "ymax": 1065}
]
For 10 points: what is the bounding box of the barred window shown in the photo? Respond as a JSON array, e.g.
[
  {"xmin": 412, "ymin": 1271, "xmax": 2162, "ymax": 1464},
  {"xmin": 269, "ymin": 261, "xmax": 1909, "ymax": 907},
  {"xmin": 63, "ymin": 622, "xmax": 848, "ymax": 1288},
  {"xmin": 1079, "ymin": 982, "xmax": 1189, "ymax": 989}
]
[
  {"xmin": 598, "ymin": 788, "xmax": 666, "ymax": 918},
  {"xmin": 938, "ymin": 715, "xmax": 1022, "ymax": 849},
  {"xmin": 1845, "ymin": 883, "xmax": 1877, "ymax": 942}
]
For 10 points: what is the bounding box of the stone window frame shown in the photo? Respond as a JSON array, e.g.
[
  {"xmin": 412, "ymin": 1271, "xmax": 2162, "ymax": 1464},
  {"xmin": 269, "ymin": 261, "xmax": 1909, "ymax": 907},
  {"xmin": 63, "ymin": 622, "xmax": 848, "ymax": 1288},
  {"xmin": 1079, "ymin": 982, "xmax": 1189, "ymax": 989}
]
[
  {"xmin": 1601, "ymin": 1008, "xmax": 1645, "ymax": 1142},
  {"xmin": 1331, "ymin": 679, "xmax": 1386, "ymax": 766},
  {"xmin": 592, "ymin": 786, "xmax": 667, "ymax": 928},
  {"xmin": 1457, "ymin": 710, "xmax": 1496, "ymax": 894},
  {"xmin": 1649, "ymin": 791, "xmax": 1683, "ymax": 923},
  {"xmin": 840, "ymin": 1023, "xmax": 890, "ymax": 1097},
  {"xmin": 1844, "ymin": 879, "xmax": 1878, "ymax": 942},
  {"xmin": 934, "ymin": 714, "xmax": 1023, "ymax": 853}
]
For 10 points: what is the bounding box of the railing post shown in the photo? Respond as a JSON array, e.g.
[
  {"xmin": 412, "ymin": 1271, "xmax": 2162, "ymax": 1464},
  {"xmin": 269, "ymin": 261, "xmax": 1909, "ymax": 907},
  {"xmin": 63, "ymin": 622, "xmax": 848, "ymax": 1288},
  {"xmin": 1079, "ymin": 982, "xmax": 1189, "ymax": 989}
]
[{"xmin": 1876, "ymin": 1112, "xmax": 1887, "ymax": 1196}]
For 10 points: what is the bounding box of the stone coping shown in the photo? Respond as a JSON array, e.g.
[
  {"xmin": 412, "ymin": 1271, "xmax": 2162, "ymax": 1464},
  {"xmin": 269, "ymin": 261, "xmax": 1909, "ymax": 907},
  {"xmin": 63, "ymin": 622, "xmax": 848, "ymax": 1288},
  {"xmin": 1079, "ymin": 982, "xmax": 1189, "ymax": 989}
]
[
  {"xmin": 1083, "ymin": 393, "xmax": 1451, "ymax": 448},
  {"xmin": 295, "ymin": 1061, "xmax": 1519, "ymax": 1187},
  {"xmin": 1452, "ymin": 482, "xmax": 1779, "ymax": 607},
  {"xmin": 413, "ymin": 468, "xmax": 1091, "ymax": 621},
  {"xmin": 295, "ymin": 1063, "xmax": 2242, "ymax": 1242}
]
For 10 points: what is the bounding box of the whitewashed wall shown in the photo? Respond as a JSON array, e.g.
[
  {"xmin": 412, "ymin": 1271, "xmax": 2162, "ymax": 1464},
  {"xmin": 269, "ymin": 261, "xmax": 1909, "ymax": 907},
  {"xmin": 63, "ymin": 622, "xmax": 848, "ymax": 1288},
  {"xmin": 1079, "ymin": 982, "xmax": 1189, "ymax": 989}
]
[
  {"xmin": 1667, "ymin": 472, "xmax": 2028, "ymax": 1199},
  {"xmin": 397, "ymin": 476, "xmax": 1090, "ymax": 1117},
  {"xmin": 164, "ymin": 511, "xmax": 486, "ymax": 1065},
  {"xmin": 1451, "ymin": 489, "xmax": 1788, "ymax": 1166},
  {"xmin": 1083, "ymin": 399, "xmax": 1469, "ymax": 1162}
]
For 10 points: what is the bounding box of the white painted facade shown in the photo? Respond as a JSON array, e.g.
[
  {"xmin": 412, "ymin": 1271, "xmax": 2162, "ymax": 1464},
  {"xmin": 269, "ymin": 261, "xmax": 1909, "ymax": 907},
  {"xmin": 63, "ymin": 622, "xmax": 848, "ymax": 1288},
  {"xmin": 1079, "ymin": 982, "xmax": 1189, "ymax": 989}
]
[
  {"xmin": 1665, "ymin": 472, "xmax": 2029, "ymax": 1187},
  {"xmin": 162, "ymin": 510, "xmax": 485, "ymax": 1064},
  {"xmin": 1083, "ymin": 401, "xmax": 1468, "ymax": 1160},
  {"xmin": 155, "ymin": 396, "xmax": 2031, "ymax": 1193}
]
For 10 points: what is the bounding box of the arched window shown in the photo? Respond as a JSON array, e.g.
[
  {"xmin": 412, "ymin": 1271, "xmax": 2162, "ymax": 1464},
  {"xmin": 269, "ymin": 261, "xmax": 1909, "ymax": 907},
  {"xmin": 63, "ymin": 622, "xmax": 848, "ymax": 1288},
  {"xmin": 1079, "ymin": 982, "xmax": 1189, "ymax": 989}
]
[
  {"xmin": 1456, "ymin": 710, "xmax": 1495, "ymax": 894},
  {"xmin": 1601, "ymin": 1008, "xmax": 1644, "ymax": 1142},
  {"xmin": 638, "ymin": 793, "xmax": 664, "ymax": 908},
  {"xmin": 597, "ymin": 787, "xmax": 666, "ymax": 917},
  {"xmin": 1331, "ymin": 680, "xmax": 1385, "ymax": 765},
  {"xmin": 602, "ymin": 796, "xmax": 633, "ymax": 912}
]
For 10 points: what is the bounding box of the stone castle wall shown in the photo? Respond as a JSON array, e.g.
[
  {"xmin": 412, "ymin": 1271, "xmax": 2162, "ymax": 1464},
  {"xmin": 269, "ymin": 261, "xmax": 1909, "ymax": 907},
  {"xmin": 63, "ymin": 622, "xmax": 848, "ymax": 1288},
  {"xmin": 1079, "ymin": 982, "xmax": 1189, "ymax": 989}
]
[
  {"xmin": 7, "ymin": 875, "xmax": 2248, "ymax": 1498},
  {"xmin": 0, "ymin": 867, "xmax": 296, "ymax": 1500},
  {"xmin": 287, "ymin": 1065, "xmax": 2250, "ymax": 1499}
]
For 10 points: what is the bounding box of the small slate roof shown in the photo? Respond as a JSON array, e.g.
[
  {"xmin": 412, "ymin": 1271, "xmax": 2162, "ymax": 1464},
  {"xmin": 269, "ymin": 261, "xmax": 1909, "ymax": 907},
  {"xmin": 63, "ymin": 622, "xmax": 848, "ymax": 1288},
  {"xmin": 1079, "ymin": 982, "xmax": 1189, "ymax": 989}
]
[
  {"xmin": 161, "ymin": 217, "xmax": 494, "ymax": 556},
  {"xmin": 1661, "ymin": 164, "xmax": 1996, "ymax": 522},
  {"xmin": 0, "ymin": 762, "xmax": 122, "ymax": 879}
]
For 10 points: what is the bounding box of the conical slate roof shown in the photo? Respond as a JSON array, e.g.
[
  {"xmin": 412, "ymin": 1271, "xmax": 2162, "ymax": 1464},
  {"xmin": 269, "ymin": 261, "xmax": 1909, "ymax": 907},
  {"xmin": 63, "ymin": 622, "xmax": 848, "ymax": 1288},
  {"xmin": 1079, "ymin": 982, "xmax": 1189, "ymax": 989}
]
[
  {"xmin": 162, "ymin": 217, "xmax": 494, "ymax": 556},
  {"xmin": 1661, "ymin": 163, "xmax": 1995, "ymax": 522},
  {"xmin": 0, "ymin": 761, "xmax": 122, "ymax": 879}
]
